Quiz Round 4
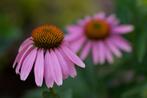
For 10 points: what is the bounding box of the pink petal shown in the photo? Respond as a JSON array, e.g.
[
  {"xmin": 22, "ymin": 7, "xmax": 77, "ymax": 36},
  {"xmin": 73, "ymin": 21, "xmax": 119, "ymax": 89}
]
[
  {"xmin": 80, "ymin": 42, "xmax": 91, "ymax": 60},
  {"xmin": 66, "ymin": 25, "xmax": 84, "ymax": 34},
  {"xmin": 62, "ymin": 52, "xmax": 77, "ymax": 78},
  {"xmin": 13, "ymin": 39, "xmax": 32, "ymax": 68},
  {"xmin": 70, "ymin": 36, "xmax": 86, "ymax": 53},
  {"xmin": 93, "ymin": 12, "xmax": 106, "ymax": 20},
  {"xmin": 112, "ymin": 25, "xmax": 134, "ymax": 34},
  {"xmin": 61, "ymin": 46, "xmax": 85, "ymax": 68},
  {"xmin": 19, "ymin": 40, "xmax": 33, "ymax": 53},
  {"xmin": 59, "ymin": 48, "xmax": 77, "ymax": 78},
  {"xmin": 111, "ymin": 35, "xmax": 132, "ymax": 52},
  {"xmin": 105, "ymin": 38, "xmax": 122, "ymax": 57},
  {"xmin": 92, "ymin": 42, "xmax": 99, "ymax": 64},
  {"xmin": 98, "ymin": 41, "xmax": 106, "ymax": 64},
  {"xmin": 78, "ymin": 19, "xmax": 86, "ymax": 26},
  {"xmin": 66, "ymin": 61, "xmax": 77, "ymax": 78},
  {"xmin": 50, "ymin": 50, "xmax": 63, "ymax": 86},
  {"xmin": 65, "ymin": 33, "xmax": 83, "ymax": 41},
  {"xmin": 78, "ymin": 16, "xmax": 91, "ymax": 26},
  {"xmin": 19, "ymin": 37, "xmax": 33, "ymax": 52},
  {"xmin": 16, "ymin": 45, "xmax": 34, "ymax": 74},
  {"xmin": 105, "ymin": 46, "xmax": 114, "ymax": 64},
  {"xmin": 44, "ymin": 51, "xmax": 54, "ymax": 88},
  {"xmin": 19, "ymin": 37, "xmax": 32, "ymax": 48},
  {"xmin": 34, "ymin": 49, "xmax": 44, "ymax": 87},
  {"xmin": 99, "ymin": 41, "xmax": 114, "ymax": 64},
  {"xmin": 107, "ymin": 14, "xmax": 119, "ymax": 26},
  {"xmin": 20, "ymin": 48, "xmax": 37, "ymax": 81},
  {"xmin": 55, "ymin": 49, "xmax": 69, "ymax": 79},
  {"xmin": 13, "ymin": 53, "xmax": 21, "ymax": 68}
]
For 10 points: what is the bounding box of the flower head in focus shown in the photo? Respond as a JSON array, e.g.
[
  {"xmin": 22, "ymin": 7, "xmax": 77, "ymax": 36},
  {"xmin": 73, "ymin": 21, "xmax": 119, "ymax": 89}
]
[
  {"xmin": 66, "ymin": 12, "xmax": 134, "ymax": 64},
  {"xmin": 13, "ymin": 24, "xmax": 85, "ymax": 88}
]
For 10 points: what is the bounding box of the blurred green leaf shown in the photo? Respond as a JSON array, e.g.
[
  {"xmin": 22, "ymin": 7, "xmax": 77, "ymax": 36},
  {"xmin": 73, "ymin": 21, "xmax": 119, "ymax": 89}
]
[
  {"xmin": 121, "ymin": 86, "xmax": 142, "ymax": 98},
  {"xmin": 137, "ymin": 0, "xmax": 147, "ymax": 11},
  {"xmin": 23, "ymin": 88, "xmax": 72, "ymax": 98},
  {"xmin": 42, "ymin": 90, "xmax": 59, "ymax": 98},
  {"xmin": 59, "ymin": 89, "xmax": 72, "ymax": 98},
  {"xmin": 137, "ymin": 31, "xmax": 147, "ymax": 62},
  {"xmin": 0, "ymin": 13, "xmax": 21, "ymax": 54},
  {"xmin": 22, "ymin": 88, "xmax": 42, "ymax": 98}
]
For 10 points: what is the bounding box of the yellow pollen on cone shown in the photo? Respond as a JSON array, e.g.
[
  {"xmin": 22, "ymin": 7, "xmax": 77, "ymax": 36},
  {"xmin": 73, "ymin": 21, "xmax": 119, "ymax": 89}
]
[{"xmin": 32, "ymin": 24, "xmax": 64, "ymax": 49}]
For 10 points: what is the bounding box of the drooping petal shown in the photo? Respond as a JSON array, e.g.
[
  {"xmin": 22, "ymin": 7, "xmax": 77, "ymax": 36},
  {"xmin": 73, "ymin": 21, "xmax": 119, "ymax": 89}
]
[
  {"xmin": 105, "ymin": 38, "xmax": 122, "ymax": 57},
  {"xmin": 50, "ymin": 50, "xmax": 63, "ymax": 86},
  {"xmin": 70, "ymin": 36, "xmax": 86, "ymax": 52},
  {"xmin": 19, "ymin": 37, "xmax": 32, "ymax": 48},
  {"xmin": 13, "ymin": 52, "xmax": 22, "ymax": 68},
  {"xmin": 44, "ymin": 51, "xmax": 54, "ymax": 88},
  {"xmin": 66, "ymin": 60, "xmax": 77, "ymax": 78},
  {"xmin": 19, "ymin": 40, "xmax": 33, "ymax": 53},
  {"xmin": 61, "ymin": 50, "xmax": 77, "ymax": 78},
  {"xmin": 61, "ymin": 46, "xmax": 85, "ymax": 68},
  {"xmin": 16, "ymin": 45, "xmax": 34, "ymax": 74},
  {"xmin": 80, "ymin": 41, "xmax": 91, "ymax": 60},
  {"xmin": 105, "ymin": 46, "xmax": 114, "ymax": 64},
  {"xmin": 98, "ymin": 41, "xmax": 106, "ymax": 64},
  {"xmin": 111, "ymin": 35, "xmax": 132, "ymax": 52},
  {"xmin": 13, "ymin": 41, "xmax": 33, "ymax": 68},
  {"xmin": 92, "ymin": 42, "xmax": 99, "ymax": 64},
  {"xmin": 20, "ymin": 48, "xmax": 37, "ymax": 81},
  {"xmin": 98, "ymin": 41, "xmax": 114, "ymax": 64},
  {"xmin": 19, "ymin": 37, "xmax": 33, "ymax": 52},
  {"xmin": 112, "ymin": 25, "xmax": 134, "ymax": 34},
  {"xmin": 55, "ymin": 49, "xmax": 69, "ymax": 79},
  {"xmin": 34, "ymin": 49, "xmax": 44, "ymax": 87}
]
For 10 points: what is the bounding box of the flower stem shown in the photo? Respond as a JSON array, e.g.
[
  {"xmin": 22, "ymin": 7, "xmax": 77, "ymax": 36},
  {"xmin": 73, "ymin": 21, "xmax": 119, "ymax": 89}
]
[{"xmin": 42, "ymin": 88, "xmax": 60, "ymax": 98}]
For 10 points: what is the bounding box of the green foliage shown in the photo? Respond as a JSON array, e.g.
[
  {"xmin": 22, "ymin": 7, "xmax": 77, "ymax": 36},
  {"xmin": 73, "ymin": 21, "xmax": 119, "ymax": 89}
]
[
  {"xmin": 0, "ymin": 13, "xmax": 21, "ymax": 55},
  {"xmin": 17, "ymin": 0, "xmax": 99, "ymax": 27}
]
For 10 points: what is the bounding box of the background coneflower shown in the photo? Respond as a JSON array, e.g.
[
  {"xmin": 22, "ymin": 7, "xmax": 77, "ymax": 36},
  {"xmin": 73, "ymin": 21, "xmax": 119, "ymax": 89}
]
[{"xmin": 66, "ymin": 12, "xmax": 134, "ymax": 64}]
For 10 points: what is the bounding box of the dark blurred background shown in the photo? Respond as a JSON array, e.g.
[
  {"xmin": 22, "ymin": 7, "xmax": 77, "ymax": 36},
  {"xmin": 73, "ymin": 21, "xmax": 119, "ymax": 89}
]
[{"xmin": 0, "ymin": 0, "xmax": 147, "ymax": 98}]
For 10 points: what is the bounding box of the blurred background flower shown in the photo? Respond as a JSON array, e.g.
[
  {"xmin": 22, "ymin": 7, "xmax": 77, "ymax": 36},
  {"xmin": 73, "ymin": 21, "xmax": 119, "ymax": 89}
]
[
  {"xmin": 0, "ymin": 0, "xmax": 147, "ymax": 98},
  {"xmin": 65, "ymin": 12, "xmax": 133, "ymax": 65}
]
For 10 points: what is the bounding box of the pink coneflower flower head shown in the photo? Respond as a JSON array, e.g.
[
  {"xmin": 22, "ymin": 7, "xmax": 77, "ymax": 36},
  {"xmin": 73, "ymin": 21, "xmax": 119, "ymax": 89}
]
[
  {"xmin": 13, "ymin": 24, "xmax": 85, "ymax": 88},
  {"xmin": 66, "ymin": 12, "xmax": 134, "ymax": 64}
]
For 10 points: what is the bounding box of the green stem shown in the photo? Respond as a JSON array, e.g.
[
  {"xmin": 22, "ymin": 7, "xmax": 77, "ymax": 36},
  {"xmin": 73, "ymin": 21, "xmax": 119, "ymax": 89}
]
[
  {"xmin": 42, "ymin": 88, "xmax": 60, "ymax": 98},
  {"xmin": 50, "ymin": 88, "xmax": 57, "ymax": 97}
]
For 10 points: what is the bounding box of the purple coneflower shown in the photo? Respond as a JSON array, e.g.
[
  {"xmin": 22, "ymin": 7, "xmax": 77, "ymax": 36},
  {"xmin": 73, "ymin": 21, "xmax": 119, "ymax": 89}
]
[
  {"xmin": 13, "ymin": 24, "xmax": 85, "ymax": 88},
  {"xmin": 66, "ymin": 12, "xmax": 134, "ymax": 64}
]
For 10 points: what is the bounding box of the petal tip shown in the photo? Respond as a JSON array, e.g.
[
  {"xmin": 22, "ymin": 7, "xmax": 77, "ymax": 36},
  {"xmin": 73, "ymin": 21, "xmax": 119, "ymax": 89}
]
[
  {"xmin": 80, "ymin": 63, "xmax": 86, "ymax": 68},
  {"xmin": 127, "ymin": 25, "xmax": 134, "ymax": 32},
  {"xmin": 71, "ymin": 74, "xmax": 77, "ymax": 78},
  {"xmin": 57, "ymin": 81, "xmax": 63, "ymax": 86},
  {"xmin": 20, "ymin": 76, "xmax": 26, "ymax": 81},
  {"xmin": 36, "ymin": 83, "xmax": 42, "ymax": 87}
]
